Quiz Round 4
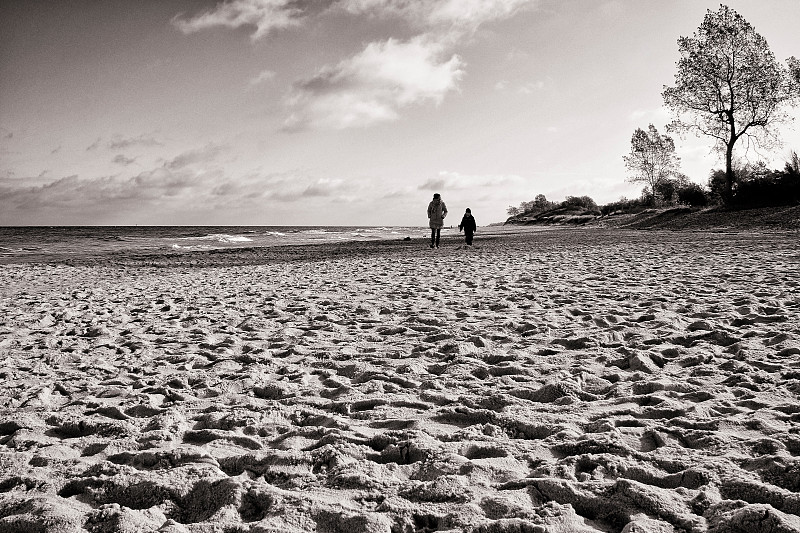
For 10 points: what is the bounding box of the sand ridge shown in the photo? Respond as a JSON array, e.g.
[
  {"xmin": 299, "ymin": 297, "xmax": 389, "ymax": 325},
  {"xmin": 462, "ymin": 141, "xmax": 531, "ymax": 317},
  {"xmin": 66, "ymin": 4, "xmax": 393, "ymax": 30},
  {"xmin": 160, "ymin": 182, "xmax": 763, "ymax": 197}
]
[{"xmin": 1, "ymin": 229, "xmax": 799, "ymax": 532}]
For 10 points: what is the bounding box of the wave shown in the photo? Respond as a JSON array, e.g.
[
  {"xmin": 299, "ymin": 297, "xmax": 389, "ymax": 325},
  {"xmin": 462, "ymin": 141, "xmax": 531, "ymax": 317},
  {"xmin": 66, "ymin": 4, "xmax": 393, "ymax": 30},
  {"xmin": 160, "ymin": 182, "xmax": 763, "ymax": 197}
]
[
  {"xmin": 0, "ymin": 226, "xmax": 426, "ymax": 262},
  {"xmin": 171, "ymin": 244, "xmax": 213, "ymax": 251},
  {"xmin": 0, "ymin": 246, "xmax": 26, "ymax": 255},
  {"xmin": 178, "ymin": 234, "xmax": 254, "ymax": 243}
]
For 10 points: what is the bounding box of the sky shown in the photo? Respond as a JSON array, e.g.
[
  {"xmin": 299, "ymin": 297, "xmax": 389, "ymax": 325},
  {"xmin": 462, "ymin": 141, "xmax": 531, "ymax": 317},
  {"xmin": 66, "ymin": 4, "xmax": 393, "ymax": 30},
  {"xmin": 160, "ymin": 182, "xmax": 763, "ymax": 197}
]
[{"xmin": 1, "ymin": 0, "xmax": 799, "ymax": 226}]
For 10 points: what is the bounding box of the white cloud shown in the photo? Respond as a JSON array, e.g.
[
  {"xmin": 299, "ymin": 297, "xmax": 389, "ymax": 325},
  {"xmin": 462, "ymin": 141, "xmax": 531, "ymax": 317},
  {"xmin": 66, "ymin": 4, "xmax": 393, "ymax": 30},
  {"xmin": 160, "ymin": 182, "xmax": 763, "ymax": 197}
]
[
  {"xmin": 338, "ymin": 0, "xmax": 536, "ymax": 31},
  {"xmin": 172, "ymin": 0, "xmax": 305, "ymax": 41},
  {"xmin": 171, "ymin": 1, "xmax": 538, "ymax": 129},
  {"xmin": 172, "ymin": 0, "xmax": 538, "ymax": 42},
  {"xmin": 283, "ymin": 36, "xmax": 464, "ymax": 130}
]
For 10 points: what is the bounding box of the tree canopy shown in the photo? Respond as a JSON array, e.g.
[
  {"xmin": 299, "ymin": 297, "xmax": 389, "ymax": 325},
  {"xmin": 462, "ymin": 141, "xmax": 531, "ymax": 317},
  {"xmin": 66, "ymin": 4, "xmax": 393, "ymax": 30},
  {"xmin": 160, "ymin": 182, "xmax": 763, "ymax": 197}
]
[
  {"xmin": 662, "ymin": 5, "xmax": 798, "ymax": 202},
  {"xmin": 623, "ymin": 124, "xmax": 681, "ymax": 203}
]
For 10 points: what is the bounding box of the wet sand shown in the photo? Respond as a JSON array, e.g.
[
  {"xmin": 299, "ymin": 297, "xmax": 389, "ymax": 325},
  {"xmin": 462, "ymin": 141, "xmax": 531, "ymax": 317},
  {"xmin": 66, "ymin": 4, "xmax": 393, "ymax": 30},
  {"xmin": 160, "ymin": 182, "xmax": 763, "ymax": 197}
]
[{"xmin": 1, "ymin": 228, "xmax": 799, "ymax": 532}]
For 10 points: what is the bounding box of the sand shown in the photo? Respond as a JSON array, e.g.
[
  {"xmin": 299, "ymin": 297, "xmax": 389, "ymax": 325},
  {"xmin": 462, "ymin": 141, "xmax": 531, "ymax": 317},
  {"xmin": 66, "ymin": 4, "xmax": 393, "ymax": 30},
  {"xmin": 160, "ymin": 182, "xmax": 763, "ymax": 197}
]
[{"xmin": 1, "ymin": 228, "xmax": 799, "ymax": 533}]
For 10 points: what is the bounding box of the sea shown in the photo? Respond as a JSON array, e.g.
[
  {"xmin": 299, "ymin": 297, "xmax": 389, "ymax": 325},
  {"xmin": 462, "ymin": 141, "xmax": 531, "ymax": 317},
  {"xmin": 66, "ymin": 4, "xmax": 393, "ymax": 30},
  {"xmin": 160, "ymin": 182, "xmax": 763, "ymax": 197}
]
[{"xmin": 0, "ymin": 226, "xmax": 438, "ymax": 264}]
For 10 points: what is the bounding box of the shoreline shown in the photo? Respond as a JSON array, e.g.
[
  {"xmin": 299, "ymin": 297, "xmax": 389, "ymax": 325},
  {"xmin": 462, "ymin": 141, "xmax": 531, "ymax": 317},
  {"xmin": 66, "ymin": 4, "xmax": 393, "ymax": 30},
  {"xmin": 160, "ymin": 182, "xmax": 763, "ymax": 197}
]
[
  {"xmin": 2, "ymin": 223, "xmax": 797, "ymax": 268},
  {"xmin": 0, "ymin": 225, "xmax": 555, "ymax": 267}
]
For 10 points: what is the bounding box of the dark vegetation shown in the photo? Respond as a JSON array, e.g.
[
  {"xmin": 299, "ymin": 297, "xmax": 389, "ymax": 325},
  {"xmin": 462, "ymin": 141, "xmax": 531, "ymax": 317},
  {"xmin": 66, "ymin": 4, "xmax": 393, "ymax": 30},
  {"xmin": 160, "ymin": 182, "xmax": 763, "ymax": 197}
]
[
  {"xmin": 505, "ymin": 152, "xmax": 800, "ymax": 227},
  {"xmin": 506, "ymin": 195, "xmax": 600, "ymax": 225}
]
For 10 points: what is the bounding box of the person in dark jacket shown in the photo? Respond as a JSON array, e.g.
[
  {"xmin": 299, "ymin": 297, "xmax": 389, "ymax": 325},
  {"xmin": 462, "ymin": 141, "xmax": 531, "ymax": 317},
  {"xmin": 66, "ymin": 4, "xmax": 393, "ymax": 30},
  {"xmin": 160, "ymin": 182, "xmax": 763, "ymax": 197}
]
[
  {"xmin": 459, "ymin": 208, "xmax": 477, "ymax": 246},
  {"xmin": 427, "ymin": 193, "xmax": 448, "ymax": 248}
]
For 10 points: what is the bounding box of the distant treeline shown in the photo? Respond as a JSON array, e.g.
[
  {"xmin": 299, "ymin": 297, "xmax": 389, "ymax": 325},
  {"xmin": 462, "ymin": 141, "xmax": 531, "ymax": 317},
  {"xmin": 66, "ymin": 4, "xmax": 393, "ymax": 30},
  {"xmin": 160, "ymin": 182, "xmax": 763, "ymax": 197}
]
[
  {"xmin": 506, "ymin": 194, "xmax": 599, "ymax": 217},
  {"xmin": 508, "ymin": 152, "xmax": 800, "ymax": 219}
]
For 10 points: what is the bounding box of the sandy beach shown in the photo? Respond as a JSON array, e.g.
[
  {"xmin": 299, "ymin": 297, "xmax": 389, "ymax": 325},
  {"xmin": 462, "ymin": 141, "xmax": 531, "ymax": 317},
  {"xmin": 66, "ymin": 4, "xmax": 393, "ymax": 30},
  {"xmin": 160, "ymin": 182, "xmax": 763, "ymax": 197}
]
[{"xmin": 1, "ymin": 227, "xmax": 799, "ymax": 533}]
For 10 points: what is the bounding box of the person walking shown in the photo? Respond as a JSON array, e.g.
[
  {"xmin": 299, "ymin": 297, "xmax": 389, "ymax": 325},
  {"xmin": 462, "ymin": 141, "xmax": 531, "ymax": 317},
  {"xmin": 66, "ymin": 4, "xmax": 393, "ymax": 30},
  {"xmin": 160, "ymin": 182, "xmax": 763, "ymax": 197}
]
[
  {"xmin": 427, "ymin": 193, "xmax": 447, "ymax": 248},
  {"xmin": 459, "ymin": 207, "xmax": 477, "ymax": 246}
]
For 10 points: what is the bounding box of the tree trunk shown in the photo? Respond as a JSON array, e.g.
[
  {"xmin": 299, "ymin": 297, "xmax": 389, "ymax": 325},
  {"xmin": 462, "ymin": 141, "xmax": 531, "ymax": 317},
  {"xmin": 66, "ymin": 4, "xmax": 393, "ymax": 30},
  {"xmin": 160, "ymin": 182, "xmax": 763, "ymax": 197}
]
[{"xmin": 724, "ymin": 142, "xmax": 735, "ymax": 204}]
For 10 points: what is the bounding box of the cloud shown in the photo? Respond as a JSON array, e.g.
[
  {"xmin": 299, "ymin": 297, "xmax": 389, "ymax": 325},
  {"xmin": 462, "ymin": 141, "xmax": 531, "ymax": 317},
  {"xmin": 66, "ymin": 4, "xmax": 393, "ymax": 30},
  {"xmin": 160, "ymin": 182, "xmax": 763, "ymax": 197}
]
[
  {"xmin": 518, "ymin": 80, "xmax": 545, "ymax": 94},
  {"xmin": 86, "ymin": 134, "xmax": 163, "ymax": 153},
  {"xmin": 0, "ymin": 167, "xmax": 228, "ymax": 217},
  {"xmin": 258, "ymin": 176, "xmax": 352, "ymax": 201},
  {"xmin": 0, "ymin": 143, "xmax": 357, "ymax": 223},
  {"xmin": 129, "ymin": 166, "xmax": 218, "ymax": 199},
  {"xmin": 278, "ymin": 0, "xmax": 539, "ymax": 130},
  {"xmin": 172, "ymin": 0, "xmax": 307, "ymax": 40},
  {"xmin": 172, "ymin": 0, "xmax": 537, "ymax": 42},
  {"xmin": 113, "ymin": 154, "xmax": 137, "ymax": 166},
  {"xmin": 248, "ymin": 69, "xmax": 277, "ymax": 88},
  {"xmin": 417, "ymin": 178, "xmax": 448, "ymax": 191},
  {"xmin": 1, "ymin": 175, "xmax": 119, "ymax": 211},
  {"xmin": 0, "ymin": 144, "xmax": 228, "ymax": 215},
  {"xmin": 164, "ymin": 143, "xmax": 227, "ymax": 170},
  {"xmin": 170, "ymin": 1, "xmax": 536, "ymax": 129},
  {"xmin": 417, "ymin": 170, "xmax": 525, "ymax": 191},
  {"xmin": 107, "ymin": 134, "xmax": 163, "ymax": 150},
  {"xmin": 206, "ymin": 173, "xmax": 343, "ymax": 202},
  {"xmin": 337, "ymin": 0, "xmax": 536, "ymax": 32},
  {"xmin": 283, "ymin": 35, "xmax": 464, "ymax": 130}
]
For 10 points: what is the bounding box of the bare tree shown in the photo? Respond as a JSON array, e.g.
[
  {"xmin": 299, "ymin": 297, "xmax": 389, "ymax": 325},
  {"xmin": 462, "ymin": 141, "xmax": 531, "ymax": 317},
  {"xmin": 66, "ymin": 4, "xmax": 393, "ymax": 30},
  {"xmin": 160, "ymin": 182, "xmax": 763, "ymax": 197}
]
[
  {"xmin": 623, "ymin": 124, "xmax": 680, "ymax": 203},
  {"xmin": 662, "ymin": 5, "xmax": 798, "ymax": 203}
]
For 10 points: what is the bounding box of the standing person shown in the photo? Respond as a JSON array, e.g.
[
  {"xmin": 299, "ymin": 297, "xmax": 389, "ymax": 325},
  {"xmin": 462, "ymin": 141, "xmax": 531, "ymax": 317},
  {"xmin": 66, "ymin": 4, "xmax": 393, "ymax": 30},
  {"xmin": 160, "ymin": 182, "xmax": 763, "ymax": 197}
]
[
  {"xmin": 427, "ymin": 193, "xmax": 447, "ymax": 248},
  {"xmin": 459, "ymin": 208, "xmax": 477, "ymax": 246}
]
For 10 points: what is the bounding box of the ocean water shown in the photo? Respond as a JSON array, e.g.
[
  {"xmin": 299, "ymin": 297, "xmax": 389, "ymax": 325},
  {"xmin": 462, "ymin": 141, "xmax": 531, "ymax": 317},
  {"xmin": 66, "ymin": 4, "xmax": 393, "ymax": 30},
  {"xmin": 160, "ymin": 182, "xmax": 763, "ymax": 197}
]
[{"xmin": 0, "ymin": 226, "xmax": 434, "ymax": 263}]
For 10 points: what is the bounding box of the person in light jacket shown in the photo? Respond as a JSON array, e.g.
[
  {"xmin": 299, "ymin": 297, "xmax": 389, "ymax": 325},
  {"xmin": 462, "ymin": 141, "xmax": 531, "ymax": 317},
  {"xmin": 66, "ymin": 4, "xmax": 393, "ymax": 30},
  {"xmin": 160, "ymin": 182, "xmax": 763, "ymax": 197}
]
[
  {"xmin": 427, "ymin": 193, "xmax": 448, "ymax": 248},
  {"xmin": 459, "ymin": 208, "xmax": 477, "ymax": 246}
]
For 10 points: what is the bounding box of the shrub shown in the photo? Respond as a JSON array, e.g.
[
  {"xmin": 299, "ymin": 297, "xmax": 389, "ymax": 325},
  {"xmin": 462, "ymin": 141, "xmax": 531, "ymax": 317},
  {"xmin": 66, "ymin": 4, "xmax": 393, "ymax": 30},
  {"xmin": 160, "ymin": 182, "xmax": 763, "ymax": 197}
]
[
  {"xmin": 734, "ymin": 172, "xmax": 800, "ymax": 206},
  {"xmin": 706, "ymin": 157, "xmax": 800, "ymax": 207},
  {"xmin": 676, "ymin": 183, "xmax": 709, "ymax": 206},
  {"xmin": 561, "ymin": 195, "xmax": 599, "ymax": 211},
  {"xmin": 508, "ymin": 194, "xmax": 557, "ymax": 217},
  {"xmin": 718, "ymin": 157, "xmax": 800, "ymax": 207},
  {"xmin": 707, "ymin": 169, "xmax": 728, "ymax": 205},
  {"xmin": 600, "ymin": 197, "xmax": 647, "ymax": 216},
  {"xmin": 654, "ymin": 179, "xmax": 679, "ymax": 205}
]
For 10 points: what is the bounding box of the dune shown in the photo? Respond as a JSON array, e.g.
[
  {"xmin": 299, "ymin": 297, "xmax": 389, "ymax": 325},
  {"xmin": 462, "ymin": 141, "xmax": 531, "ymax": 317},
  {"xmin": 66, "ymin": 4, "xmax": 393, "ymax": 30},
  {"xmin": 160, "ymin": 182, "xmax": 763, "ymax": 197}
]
[{"xmin": 1, "ymin": 228, "xmax": 799, "ymax": 532}]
